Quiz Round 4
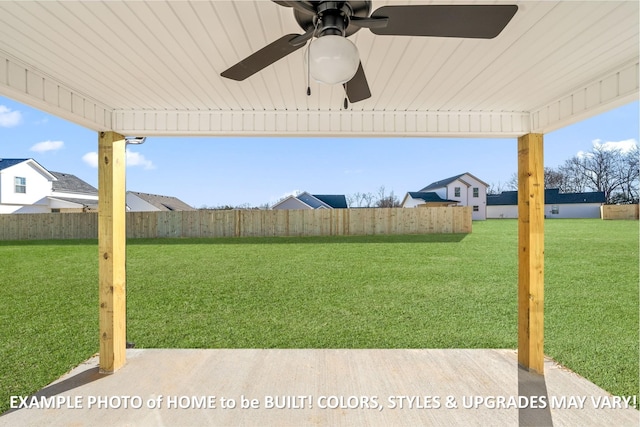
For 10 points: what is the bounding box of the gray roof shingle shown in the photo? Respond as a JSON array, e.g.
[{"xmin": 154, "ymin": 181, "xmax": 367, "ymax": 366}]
[
  {"xmin": 419, "ymin": 173, "xmax": 467, "ymax": 192},
  {"xmin": 50, "ymin": 171, "xmax": 97, "ymax": 195},
  {"xmin": 129, "ymin": 191, "xmax": 195, "ymax": 211}
]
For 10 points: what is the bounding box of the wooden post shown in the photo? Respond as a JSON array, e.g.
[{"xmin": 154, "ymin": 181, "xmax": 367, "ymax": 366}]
[
  {"xmin": 98, "ymin": 131, "xmax": 127, "ymax": 373},
  {"xmin": 518, "ymin": 133, "xmax": 545, "ymax": 374}
]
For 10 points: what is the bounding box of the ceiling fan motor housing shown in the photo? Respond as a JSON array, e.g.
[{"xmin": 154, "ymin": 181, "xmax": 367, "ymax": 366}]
[
  {"xmin": 295, "ymin": 1, "xmax": 372, "ymax": 38},
  {"xmin": 315, "ymin": 2, "xmax": 352, "ymax": 37}
]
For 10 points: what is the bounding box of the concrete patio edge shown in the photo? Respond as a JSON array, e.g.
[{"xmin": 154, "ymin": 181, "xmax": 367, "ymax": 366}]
[{"xmin": 1, "ymin": 349, "xmax": 638, "ymax": 426}]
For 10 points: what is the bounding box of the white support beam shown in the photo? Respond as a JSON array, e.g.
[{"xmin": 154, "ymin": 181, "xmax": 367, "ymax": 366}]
[{"xmin": 112, "ymin": 110, "xmax": 531, "ymax": 138}]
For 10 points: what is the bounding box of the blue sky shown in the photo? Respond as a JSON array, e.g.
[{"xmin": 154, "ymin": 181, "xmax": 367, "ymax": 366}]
[{"xmin": 0, "ymin": 96, "xmax": 638, "ymax": 208}]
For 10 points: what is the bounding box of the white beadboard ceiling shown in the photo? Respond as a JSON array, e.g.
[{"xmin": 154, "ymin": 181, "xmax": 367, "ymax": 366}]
[{"xmin": 0, "ymin": 0, "xmax": 637, "ymax": 137}]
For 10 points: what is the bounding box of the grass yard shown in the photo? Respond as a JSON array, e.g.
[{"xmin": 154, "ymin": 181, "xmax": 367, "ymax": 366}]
[{"xmin": 0, "ymin": 219, "xmax": 637, "ymax": 414}]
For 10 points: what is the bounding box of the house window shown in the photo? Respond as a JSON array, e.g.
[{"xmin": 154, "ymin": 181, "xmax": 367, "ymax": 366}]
[
  {"xmin": 51, "ymin": 209, "xmax": 61, "ymax": 213},
  {"xmin": 473, "ymin": 205, "xmax": 479, "ymax": 212},
  {"xmin": 14, "ymin": 177, "xmax": 26, "ymax": 193},
  {"xmin": 454, "ymin": 187, "xmax": 461, "ymax": 197},
  {"xmin": 472, "ymin": 187, "xmax": 479, "ymax": 198},
  {"xmin": 551, "ymin": 205, "xmax": 559, "ymax": 214}
]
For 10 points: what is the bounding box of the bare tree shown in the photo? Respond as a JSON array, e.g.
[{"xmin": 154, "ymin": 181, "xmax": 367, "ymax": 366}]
[
  {"xmin": 499, "ymin": 141, "xmax": 638, "ymax": 203},
  {"xmin": 349, "ymin": 187, "xmax": 400, "ymax": 207},
  {"xmin": 557, "ymin": 159, "xmax": 590, "ymax": 193},
  {"xmin": 613, "ymin": 145, "xmax": 639, "ymax": 204},
  {"xmin": 348, "ymin": 191, "xmax": 376, "ymax": 207},
  {"xmin": 565, "ymin": 145, "xmax": 622, "ymax": 202},
  {"xmin": 487, "ymin": 181, "xmax": 508, "ymax": 195},
  {"xmin": 361, "ymin": 192, "xmax": 375, "ymax": 207},
  {"xmin": 506, "ymin": 172, "xmax": 518, "ymax": 191},
  {"xmin": 544, "ymin": 167, "xmax": 565, "ymax": 189},
  {"xmin": 375, "ymin": 186, "xmax": 401, "ymax": 207}
]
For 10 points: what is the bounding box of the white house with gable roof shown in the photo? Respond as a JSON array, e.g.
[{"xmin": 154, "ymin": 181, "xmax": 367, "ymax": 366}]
[
  {"xmin": 0, "ymin": 158, "xmax": 99, "ymax": 213},
  {"xmin": 402, "ymin": 172, "xmax": 489, "ymax": 220}
]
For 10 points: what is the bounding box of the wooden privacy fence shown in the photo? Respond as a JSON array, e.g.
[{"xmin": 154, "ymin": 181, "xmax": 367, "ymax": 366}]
[
  {"xmin": 0, "ymin": 206, "xmax": 472, "ymax": 241},
  {"xmin": 601, "ymin": 204, "xmax": 639, "ymax": 220}
]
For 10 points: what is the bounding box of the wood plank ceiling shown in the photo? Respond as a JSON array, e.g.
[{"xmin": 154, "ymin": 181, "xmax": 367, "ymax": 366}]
[{"xmin": 0, "ymin": 0, "xmax": 637, "ymax": 137}]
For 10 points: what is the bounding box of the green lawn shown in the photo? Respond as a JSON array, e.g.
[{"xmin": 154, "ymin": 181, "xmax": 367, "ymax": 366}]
[{"xmin": 1, "ymin": 219, "xmax": 638, "ymax": 414}]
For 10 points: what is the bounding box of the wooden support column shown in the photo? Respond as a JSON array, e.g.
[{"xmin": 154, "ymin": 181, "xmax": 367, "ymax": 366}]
[
  {"xmin": 98, "ymin": 131, "xmax": 127, "ymax": 373},
  {"xmin": 518, "ymin": 133, "xmax": 545, "ymax": 374}
]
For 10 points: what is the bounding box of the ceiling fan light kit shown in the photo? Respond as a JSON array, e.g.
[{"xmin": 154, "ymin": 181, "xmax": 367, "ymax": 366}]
[
  {"xmin": 221, "ymin": 1, "xmax": 518, "ymax": 103},
  {"xmin": 308, "ymin": 35, "xmax": 360, "ymax": 85}
]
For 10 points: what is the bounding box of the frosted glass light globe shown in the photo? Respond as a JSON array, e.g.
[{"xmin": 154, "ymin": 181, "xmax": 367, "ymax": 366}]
[{"xmin": 308, "ymin": 35, "xmax": 359, "ymax": 85}]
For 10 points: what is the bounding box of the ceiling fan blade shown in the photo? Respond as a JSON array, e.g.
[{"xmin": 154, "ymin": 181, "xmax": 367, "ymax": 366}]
[
  {"xmin": 343, "ymin": 62, "xmax": 371, "ymax": 103},
  {"xmin": 221, "ymin": 34, "xmax": 307, "ymax": 81},
  {"xmin": 350, "ymin": 16, "xmax": 389, "ymax": 29},
  {"xmin": 289, "ymin": 28, "xmax": 314, "ymax": 46},
  {"xmin": 370, "ymin": 5, "xmax": 518, "ymax": 39}
]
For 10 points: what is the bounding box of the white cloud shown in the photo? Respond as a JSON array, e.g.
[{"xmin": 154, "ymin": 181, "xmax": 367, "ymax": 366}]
[
  {"xmin": 126, "ymin": 149, "xmax": 155, "ymax": 169},
  {"xmin": 82, "ymin": 152, "xmax": 99, "ymax": 168},
  {"xmin": 30, "ymin": 140, "xmax": 64, "ymax": 153},
  {"xmin": 82, "ymin": 149, "xmax": 155, "ymax": 170},
  {"xmin": 0, "ymin": 105, "xmax": 22, "ymax": 127},
  {"xmin": 593, "ymin": 138, "xmax": 638, "ymax": 153},
  {"xmin": 578, "ymin": 139, "xmax": 638, "ymax": 159}
]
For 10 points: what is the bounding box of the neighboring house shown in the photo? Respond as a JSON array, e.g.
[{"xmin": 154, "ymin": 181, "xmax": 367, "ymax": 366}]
[
  {"xmin": 1, "ymin": 158, "xmax": 195, "ymax": 214},
  {"xmin": 126, "ymin": 191, "xmax": 195, "ymax": 212},
  {"xmin": 402, "ymin": 172, "xmax": 488, "ymax": 220},
  {"xmin": 272, "ymin": 192, "xmax": 348, "ymax": 210},
  {"xmin": 0, "ymin": 158, "xmax": 98, "ymax": 213},
  {"xmin": 487, "ymin": 189, "xmax": 606, "ymax": 219}
]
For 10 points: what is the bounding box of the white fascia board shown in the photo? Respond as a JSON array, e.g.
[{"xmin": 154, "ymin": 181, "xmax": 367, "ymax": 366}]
[
  {"xmin": 0, "ymin": 51, "xmax": 112, "ymax": 131},
  {"xmin": 25, "ymin": 159, "xmax": 57, "ymax": 181},
  {"xmin": 531, "ymin": 59, "xmax": 640, "ymax": 134},
  {"xmin": 113, "ymin": 110, "xmax": 531, "ymax": 138}
]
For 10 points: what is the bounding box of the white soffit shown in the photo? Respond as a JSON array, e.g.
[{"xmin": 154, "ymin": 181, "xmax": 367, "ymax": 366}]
[{"xmin": 0, "ymin": 0, "xmax": 637, "ymax": 137}]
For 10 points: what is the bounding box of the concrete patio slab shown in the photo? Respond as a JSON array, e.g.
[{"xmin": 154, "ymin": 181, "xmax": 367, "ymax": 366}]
[{"xmin": 1, "ymin": 349, "xmax": 637, "ymax": 426}]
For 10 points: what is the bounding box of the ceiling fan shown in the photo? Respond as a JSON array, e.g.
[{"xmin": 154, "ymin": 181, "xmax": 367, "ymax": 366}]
[{"xmin": 221, "ymin": 1, "xmax": 518, "ymax": 104}]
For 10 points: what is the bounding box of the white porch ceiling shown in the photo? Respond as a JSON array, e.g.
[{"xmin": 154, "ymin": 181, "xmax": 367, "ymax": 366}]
[{"xmin": 0, "ymin": 0, "xmax": 637, "ymax": 137}]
